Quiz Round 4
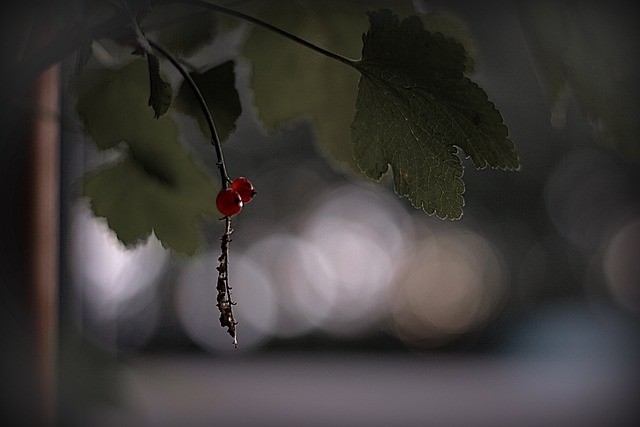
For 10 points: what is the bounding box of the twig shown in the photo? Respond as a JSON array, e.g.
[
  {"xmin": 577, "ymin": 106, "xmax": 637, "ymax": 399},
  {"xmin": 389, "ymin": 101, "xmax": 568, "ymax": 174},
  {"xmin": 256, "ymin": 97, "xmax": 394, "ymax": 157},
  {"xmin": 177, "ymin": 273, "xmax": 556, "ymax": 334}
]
[
  {"xmin": 216, "ymin": 217, "xmax": 237, "ymax": 346},
  {"xmin": 121, "ymin": 2, "xmax": 238, "ymax": 345}
]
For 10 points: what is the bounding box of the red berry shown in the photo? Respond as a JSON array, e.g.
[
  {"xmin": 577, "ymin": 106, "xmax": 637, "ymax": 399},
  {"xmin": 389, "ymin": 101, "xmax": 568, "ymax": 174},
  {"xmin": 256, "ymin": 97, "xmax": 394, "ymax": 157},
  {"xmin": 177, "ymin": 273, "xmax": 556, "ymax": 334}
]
[
  {"xmin": 231, "ymin": 177, "xmax": 256, "ymax": 203},
  {"xmin": 216, "ymin": 188, "xmax": 243, "ymax": 217}
]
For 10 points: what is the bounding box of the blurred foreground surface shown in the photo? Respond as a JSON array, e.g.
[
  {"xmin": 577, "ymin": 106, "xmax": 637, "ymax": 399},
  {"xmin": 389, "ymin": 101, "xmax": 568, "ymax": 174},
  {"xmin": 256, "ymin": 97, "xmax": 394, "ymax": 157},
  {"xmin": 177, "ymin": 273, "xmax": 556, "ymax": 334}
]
[{"xmin": 61, "ymin": 351, "xmax": 637, "ymax": 427}]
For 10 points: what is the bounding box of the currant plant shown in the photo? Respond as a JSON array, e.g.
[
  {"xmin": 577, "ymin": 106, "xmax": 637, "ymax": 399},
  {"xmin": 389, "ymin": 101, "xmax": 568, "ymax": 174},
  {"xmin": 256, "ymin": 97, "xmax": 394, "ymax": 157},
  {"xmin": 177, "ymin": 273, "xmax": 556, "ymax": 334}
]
[{"xmin": 73, "ymin": 0, "xmax": 520, "ymax": 345}]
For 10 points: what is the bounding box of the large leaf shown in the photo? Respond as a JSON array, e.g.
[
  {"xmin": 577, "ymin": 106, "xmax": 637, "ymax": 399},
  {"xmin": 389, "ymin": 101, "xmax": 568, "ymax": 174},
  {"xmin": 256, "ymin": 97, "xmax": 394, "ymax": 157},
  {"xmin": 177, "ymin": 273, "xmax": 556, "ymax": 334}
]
[
  {"xmin": 352, "ymin": 10, "xmax": 519, "ymax": 219},
  {"xmin": 75, "ymin": 59, "xmax": 219, "ymax": 254}
]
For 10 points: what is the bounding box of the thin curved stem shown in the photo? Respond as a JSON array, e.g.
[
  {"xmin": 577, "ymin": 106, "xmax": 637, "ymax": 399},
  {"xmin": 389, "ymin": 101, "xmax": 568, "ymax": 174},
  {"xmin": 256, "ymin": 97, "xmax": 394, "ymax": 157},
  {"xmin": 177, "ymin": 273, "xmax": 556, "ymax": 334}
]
[
  {"xmin": 166, "ymin": 0, "xmax": 359, "ymax": 68},
  {"xmin": 148, "ymin": 40, "xmax": 231, "ymax": 188}
]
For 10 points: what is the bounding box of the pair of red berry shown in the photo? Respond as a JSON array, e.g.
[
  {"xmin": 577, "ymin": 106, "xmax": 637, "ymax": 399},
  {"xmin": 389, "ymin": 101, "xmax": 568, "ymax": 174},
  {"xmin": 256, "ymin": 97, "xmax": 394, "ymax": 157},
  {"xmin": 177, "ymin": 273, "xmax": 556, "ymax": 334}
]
[{"xmin": 216, "ymin": 177, "xmax": 256, "ymax": 217}]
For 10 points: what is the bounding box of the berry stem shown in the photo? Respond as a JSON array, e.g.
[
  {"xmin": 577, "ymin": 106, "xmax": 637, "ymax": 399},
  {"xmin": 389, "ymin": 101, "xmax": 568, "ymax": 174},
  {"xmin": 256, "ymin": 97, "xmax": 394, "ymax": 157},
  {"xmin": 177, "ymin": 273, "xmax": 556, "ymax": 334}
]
[{"xmin": 147, "ymin": 39, "xmax": 231, "ymax": 189}]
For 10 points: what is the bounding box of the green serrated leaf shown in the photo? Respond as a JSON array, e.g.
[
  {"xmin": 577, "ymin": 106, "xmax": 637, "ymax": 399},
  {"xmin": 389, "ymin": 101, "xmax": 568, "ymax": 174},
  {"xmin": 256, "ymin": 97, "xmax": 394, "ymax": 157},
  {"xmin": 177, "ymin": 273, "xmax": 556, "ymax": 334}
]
[
  {"xmin": 173, "ymin": 60, "xmax": 241, "ymax": 142},
  {"xmin": 352, "ymin": 10, "xmax": 519, "ymax": 219},
  {"xmin": 75, "ymin": 59, "xmax": 219, "ymax": 254},
  {"xmin": 147, "ymin": 53, "xmax": 172, "ymax": 118}
]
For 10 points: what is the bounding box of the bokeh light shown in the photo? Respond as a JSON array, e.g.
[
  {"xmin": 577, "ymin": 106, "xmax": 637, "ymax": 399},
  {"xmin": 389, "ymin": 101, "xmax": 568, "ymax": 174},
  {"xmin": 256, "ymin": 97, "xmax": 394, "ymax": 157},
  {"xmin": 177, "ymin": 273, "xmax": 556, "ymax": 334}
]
[
  {"xmin": 545, "ymin": 148, "xmax": 637, "ymax": 251},
  {"xmin": 69, "ymin": 202, "xmax": 168, "ymax": 350},
  {"xmin": 389, "ymin": 228, "xmax": 506, "ymax": 348},
  {"xmin": 603, "ymin": 217, "xmax": 640, "ymax": 313},
  {"xmin": 244, "ymin": 233, "xmax": 335, "ymax": 338},
  {"xmin": 234, "ymin": 182, "xmax": 414, "ymax": 340},
  {"xmin": 299, "ymin": 183, "xmax": 411, "ymax": 335}
]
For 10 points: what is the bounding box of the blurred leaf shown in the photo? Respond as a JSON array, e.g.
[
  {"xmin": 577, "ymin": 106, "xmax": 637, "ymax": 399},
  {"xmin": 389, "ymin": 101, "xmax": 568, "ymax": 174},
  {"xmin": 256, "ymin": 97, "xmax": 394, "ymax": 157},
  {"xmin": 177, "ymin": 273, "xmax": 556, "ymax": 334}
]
[
  {"xmin": 142, "ymin": 3, "xmax": 217, "ymax": 57},
  {"xmin": 519, "ymin": 2, "xmax": 640, "ymax": 160},
  {"xmin": 76, "ymin": 59, "xmax": 166, "ymax": 150},
  {"xmin": 173, "ymin": 60, "xmax": 242, "ymax": 142},
  {"xmin": 75, "ymin": 59, "xmax": 218, "ymax": 254},
  {"xmin": 83, "ymin": 147, "xmax": 217, "ymax": 255},
  {"xmin": 147, "ymin": 53, "xmax": 172, "ymax": 118},
  {"xmin": 352, "ymin": 10, "xmax": 519, "ymax": 219}
]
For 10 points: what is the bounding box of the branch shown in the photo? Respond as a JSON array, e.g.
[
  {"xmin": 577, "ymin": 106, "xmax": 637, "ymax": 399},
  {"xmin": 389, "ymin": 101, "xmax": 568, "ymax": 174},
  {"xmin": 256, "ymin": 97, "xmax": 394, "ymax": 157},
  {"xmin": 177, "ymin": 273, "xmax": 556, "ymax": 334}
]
[{"xmin": 165, "ymin": 0, "xmax": 359, "ymax": 68}]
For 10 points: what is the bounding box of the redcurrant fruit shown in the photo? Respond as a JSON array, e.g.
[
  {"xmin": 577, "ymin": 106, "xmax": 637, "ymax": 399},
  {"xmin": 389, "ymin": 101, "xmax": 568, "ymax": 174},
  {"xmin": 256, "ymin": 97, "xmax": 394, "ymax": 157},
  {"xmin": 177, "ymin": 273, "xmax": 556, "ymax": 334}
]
[
  {"xmin": 231, "ymin": 177, "xmax": 256, "ymax": 203},
  {"xmin": 216, "ymin": 188, "xmax": 243, "ymax": 217}
]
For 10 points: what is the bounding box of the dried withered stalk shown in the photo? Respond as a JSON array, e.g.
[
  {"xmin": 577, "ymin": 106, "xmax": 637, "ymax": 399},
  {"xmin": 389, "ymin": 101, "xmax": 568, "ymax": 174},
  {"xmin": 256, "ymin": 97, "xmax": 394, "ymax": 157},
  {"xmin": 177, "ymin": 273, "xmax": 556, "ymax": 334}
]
[{"xmin": 216, "ymin": 217, "xmax": 237, "ymax": 346}]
